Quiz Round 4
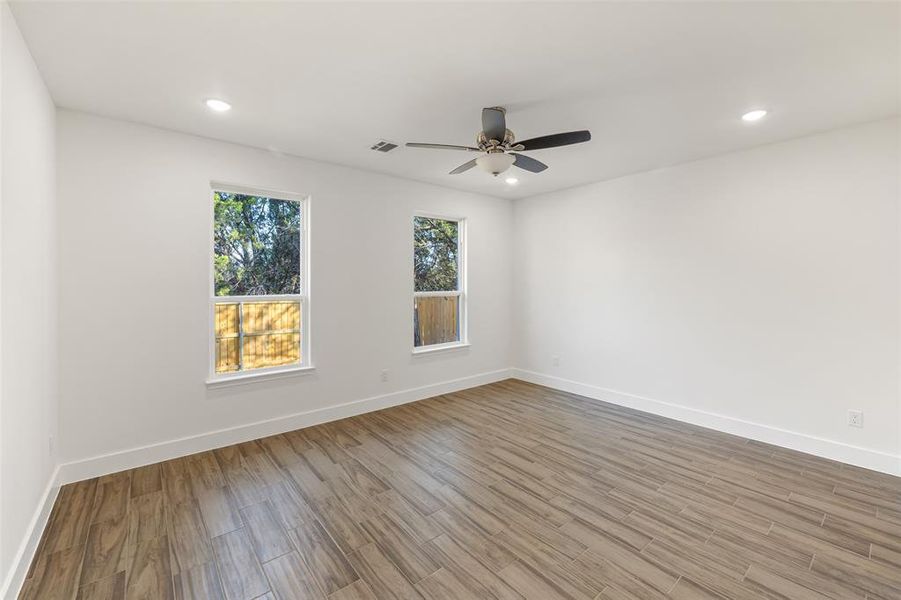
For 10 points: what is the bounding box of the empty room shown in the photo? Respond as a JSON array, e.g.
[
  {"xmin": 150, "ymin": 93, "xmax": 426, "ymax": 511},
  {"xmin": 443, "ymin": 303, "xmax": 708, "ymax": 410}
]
[{"xmin": 1, "ymin": 1, "xmax": 899, "ymax": 598}]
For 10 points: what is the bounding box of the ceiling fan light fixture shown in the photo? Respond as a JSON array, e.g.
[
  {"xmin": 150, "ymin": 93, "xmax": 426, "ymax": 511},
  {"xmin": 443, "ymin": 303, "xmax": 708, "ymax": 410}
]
[
  {"xmin": 405, "ymin": 107, "xmax": 591, "ymax": 177},
  {"xmin": 476, "ymin": 153, "xmax": 515, "ymax": 175}
]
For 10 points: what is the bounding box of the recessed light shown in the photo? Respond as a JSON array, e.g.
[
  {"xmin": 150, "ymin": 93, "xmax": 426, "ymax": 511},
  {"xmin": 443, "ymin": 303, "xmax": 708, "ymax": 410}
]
[
  {"xmin": 205, "ymin": 98, "xmax": 232, "ymax": 112},
  {"xmin": 741, "ymin": 109, "xmax": 767, "ymax": 122},
  {"xmin": 505, "ymin": 177, "xmax": 519, "ymax": 185}
]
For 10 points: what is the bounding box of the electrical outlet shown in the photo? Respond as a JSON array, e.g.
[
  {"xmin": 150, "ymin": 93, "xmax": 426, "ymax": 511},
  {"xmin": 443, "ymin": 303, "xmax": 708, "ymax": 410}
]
[
  {"xmin": 848, "ymin": 410, "xmax": 863, "ymax": 428},
  {"xmin": 381, "ymin": 369, "xmax": 389, "ymax": 382},
  {"xmin": 552, "ymin": 355, "xmax": 560, "ymax": 367},
  {"xmin": 48, "ymin": 435, "xmax": 55, "ymax": 456}
]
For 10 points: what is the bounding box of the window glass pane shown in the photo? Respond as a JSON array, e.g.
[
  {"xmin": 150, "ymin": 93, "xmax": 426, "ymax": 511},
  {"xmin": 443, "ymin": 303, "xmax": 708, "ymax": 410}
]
[
  {"xmin": 214, "ymin": 303, "xmax": 240, "ymax": 373},
  {"xmin": 243, "ymin": 331, "xmax": 301, "ymax": 370},
  {"xmin": 214, "ymin": 192, "xmax": 302, "ymax": 296},
  {"xmin": 414, "ymin": 216, "xmax": 458, "ymax": 292},
  {"xmin": 414, "ymin": 295, "xmax": 460, "ymax": 347},
  {"xmin": 214, "ymin": 300, "xmax": 301, "ymax": 373}
]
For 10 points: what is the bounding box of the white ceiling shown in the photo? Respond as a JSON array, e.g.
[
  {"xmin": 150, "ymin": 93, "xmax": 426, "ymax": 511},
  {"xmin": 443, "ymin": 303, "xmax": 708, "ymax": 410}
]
[{"xmin": 10, "ymin": 1, "xmax": 899, "ymax": 199}]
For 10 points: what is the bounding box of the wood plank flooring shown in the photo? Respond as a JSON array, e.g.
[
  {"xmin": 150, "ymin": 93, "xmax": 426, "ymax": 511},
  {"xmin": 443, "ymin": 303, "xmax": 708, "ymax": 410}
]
[{"xmin": 20, "ymin": 380, "xmax": 901, "ymax": 599}]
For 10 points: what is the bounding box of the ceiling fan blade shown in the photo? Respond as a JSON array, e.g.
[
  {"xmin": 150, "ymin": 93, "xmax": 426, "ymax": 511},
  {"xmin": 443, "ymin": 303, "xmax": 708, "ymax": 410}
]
[
  {"xmin": 517, "ymin": 130, "xmax": 591, "ymax": 151},
  {"xmin": 512, "ymin": 153, "xmax": 548, "ymax": 173},
  {"xmin": 449, "ymin": 158, "xmax": 478, "ymax": 174},
  {"xmin": 481, "ymin": 107, "xmax": 507, "ymax": 142},
  {"xmin": 406, "ymin": 143, "xmax": 480, "ymax": 152}
]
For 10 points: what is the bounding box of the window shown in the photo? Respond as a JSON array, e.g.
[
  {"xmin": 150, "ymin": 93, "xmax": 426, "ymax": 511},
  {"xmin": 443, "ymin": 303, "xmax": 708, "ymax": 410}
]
[
  {"xmin": 210, "ymin": 185, "xmax": 309, "ymax": 379},
  {"xmin": 413, "ymin": 215, "xmax": 466, "ymax": 350}
]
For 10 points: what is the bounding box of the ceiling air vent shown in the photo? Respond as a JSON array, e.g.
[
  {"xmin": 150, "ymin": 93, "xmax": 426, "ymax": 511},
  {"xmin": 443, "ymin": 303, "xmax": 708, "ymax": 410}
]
[{"xmin": 370, "ymin": 140, "xmax": 399, "ymax": 153}]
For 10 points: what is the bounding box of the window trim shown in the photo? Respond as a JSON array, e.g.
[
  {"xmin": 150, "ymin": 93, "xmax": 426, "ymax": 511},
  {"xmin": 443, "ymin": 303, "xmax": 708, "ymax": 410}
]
[
  {"xmin": 412, "ymin": 213, "xmax": 467, "ymax": 352},
  {"xmin": 207, "ymin": 182, "xmax": 312, "ymax": 385}
]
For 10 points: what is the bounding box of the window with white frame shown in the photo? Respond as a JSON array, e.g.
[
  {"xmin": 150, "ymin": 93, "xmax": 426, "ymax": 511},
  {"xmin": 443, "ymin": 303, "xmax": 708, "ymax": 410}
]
[
  {"xmin": 413, "ymin": 215, "xmax": 465, "ymax": 349},
  {"xmin": 210, "ymin": 186, "xmax": 308, "ymax": 378}
]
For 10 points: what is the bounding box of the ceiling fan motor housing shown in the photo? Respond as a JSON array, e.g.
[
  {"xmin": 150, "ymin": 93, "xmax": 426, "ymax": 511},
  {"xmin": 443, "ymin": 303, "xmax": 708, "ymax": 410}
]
[{"xmin": 477, "ymin": 129, "xmax": 515, "ymax": 148}]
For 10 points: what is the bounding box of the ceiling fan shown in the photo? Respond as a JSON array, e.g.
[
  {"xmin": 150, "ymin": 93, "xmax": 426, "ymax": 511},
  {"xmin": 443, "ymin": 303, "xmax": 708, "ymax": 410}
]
[{"xmin": 406, "ymin": 107, "xmax": 591, "ymax": 176}]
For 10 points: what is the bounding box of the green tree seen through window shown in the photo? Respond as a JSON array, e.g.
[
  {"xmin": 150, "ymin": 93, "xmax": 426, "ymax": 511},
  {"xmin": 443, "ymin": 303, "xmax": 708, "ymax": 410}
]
[
  {"xmin": 414, "ymin": 216, "xmax": 458, "ymax": 292},
  {"xmin": 214, "ymin": 192, "xmax": 301, "ymax": 296}
]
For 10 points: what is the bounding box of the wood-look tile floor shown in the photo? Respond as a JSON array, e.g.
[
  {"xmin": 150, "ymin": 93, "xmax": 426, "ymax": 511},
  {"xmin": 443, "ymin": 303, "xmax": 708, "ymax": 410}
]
[{"xmin": 21, "ymin": 380, "xmax": 901, "ymax": 599}]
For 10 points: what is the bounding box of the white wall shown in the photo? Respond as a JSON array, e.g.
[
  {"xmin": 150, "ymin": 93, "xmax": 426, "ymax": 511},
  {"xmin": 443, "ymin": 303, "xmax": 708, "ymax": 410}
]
[
  {"xmin": 0, "ymin": 3, "xmax": 58, "ymax": 595},
  {"xmin": 514, "ymin": 118, "xmax": 901, "ymax": 474},
  {"xmin": 56, "ymin": 110, "xmax": 513, "ymax": 474},
  {"xmin": 56, "ymin": 113, "xmax": 901, "ymax": 478}
]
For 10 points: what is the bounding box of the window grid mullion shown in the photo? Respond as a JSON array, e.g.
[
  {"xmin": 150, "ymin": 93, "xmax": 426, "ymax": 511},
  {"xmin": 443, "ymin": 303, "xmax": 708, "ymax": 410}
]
[
  {"xmin": 413, "ymin": 290, "xmax": 462, "ymax": 297},
  {"xmin": 238, "ymin": 301, "xmax": 244, "ymax": 371}
]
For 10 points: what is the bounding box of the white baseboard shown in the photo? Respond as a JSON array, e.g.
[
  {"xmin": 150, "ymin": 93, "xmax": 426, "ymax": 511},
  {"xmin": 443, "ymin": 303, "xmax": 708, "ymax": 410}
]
[
  {"xmin": 1, "ymin": 466, "xmax": 60, "ymax": 600},
  {"xmin": 512, "ymin": 369, "xmax": 901, "ymax": 477},
  {"xmin": 58, "ymin": 368, "xmax": 513, "ymax": 484}
]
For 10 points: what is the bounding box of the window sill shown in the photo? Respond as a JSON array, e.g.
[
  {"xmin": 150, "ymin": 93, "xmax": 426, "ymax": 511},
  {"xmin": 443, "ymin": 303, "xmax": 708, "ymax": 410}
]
[
  {"xmin": 412, "ymin": 342, "xmax": 470, "ymax": 356},
  {"xmin": 206, "ymin": 365, "xmax": 316, "ymax": 389}
]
